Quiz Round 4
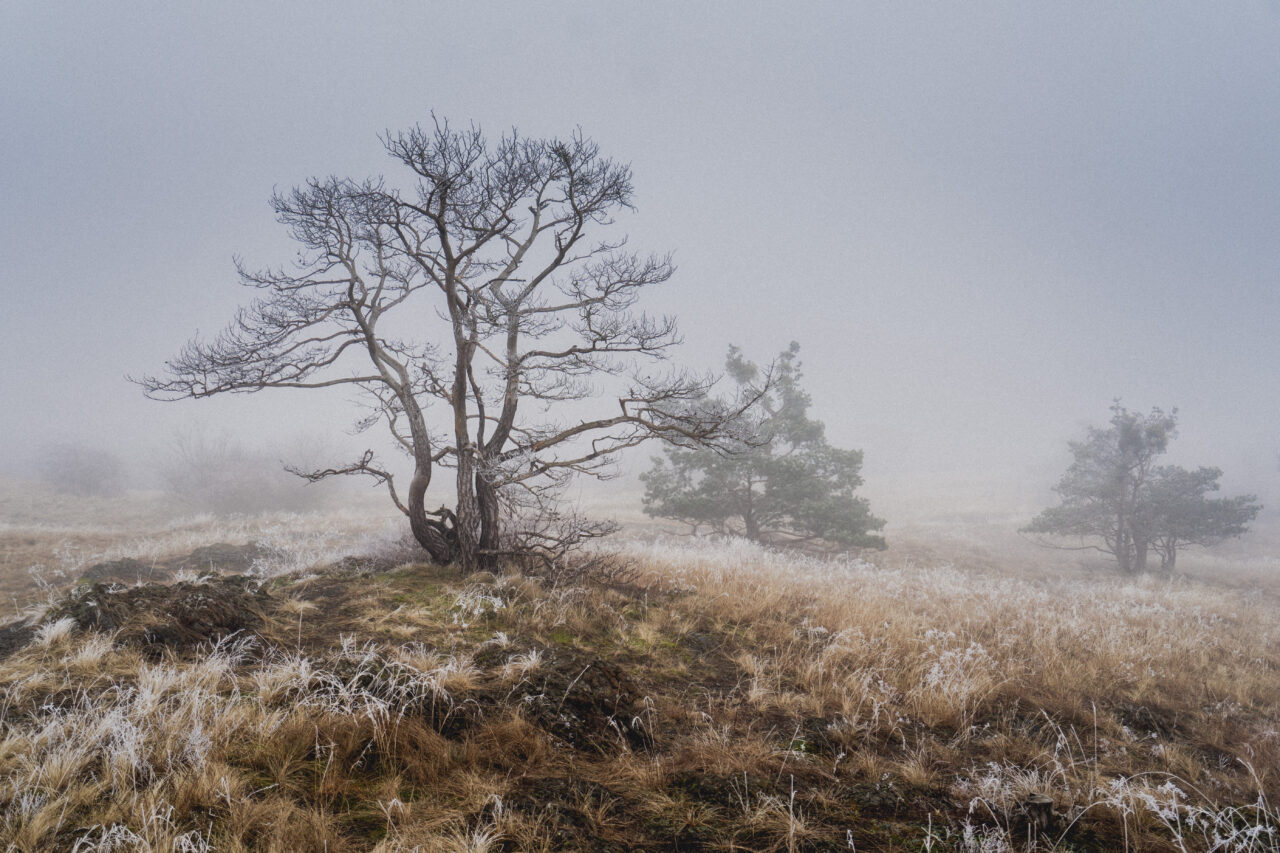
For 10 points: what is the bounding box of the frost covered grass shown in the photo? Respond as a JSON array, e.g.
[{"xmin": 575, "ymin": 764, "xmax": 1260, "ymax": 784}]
[
  {"xmin": 608, "ymin": 535, "xmax": 1280, "ymax": 850},
  {"xmin": 2, "ymin": 501, "xmax": 406, "ymax": 608},
  {"xmin": 0, "ymin": 627, "xmax": 520, "ymax": 850},
  {"xmin": 0, "ymin": 513, "xmax": 1277, "ymax": 849}
]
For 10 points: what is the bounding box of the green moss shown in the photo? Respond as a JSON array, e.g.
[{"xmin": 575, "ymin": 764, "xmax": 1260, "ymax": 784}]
[{"xmin": 548, "ymin": 628, "xmax": 576, "ymax": 646}]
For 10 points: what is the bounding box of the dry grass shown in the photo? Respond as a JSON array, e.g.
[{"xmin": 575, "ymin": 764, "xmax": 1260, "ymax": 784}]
[
  {"xmin": 0, "ymin": 477, "xmax": 404, "ymax": 611},
  {"xmin": 610, "ymin": 535, "xmax": 1280, "ymax": 850},
  {"xmin": 0, "ymin": 484, "xmax": 1278, "ymax": 850}
]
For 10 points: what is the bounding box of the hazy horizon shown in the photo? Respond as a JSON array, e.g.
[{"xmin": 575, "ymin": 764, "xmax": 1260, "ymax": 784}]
[{"xmin": 5, "ymin": 2, "xmax": 1279, "ymax": 522}]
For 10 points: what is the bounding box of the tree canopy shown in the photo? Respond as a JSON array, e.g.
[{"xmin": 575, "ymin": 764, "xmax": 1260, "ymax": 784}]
[{"xmin": 641, "ymin": 343, "xmax": 886, "ymax": 549}]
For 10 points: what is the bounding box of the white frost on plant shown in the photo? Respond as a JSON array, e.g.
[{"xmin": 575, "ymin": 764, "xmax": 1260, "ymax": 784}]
[{"xmin": 32, "ymin": 616, "xmax": 77, "ymax": 647}]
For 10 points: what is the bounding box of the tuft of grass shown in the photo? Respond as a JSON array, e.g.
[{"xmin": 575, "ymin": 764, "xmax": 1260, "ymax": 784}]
[{"xmin": 32, "ymin": 615, "xmax": 77, "ymax": 647}]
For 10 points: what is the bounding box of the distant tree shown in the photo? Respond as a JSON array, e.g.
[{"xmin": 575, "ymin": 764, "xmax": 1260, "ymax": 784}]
[
  {"xmin": 642, "ymin": 343, "xmax": 886, "ymax": 549},
  {"xmin": 138, "ymin": 119, "xmax": 742, "ymax": 571},
  {"xmin": 1023, "ymin": 403, "xmax": 1259, "ymax": 572},
  {"xmin": 37, "ymin": 443, "xmax": 124, "ymax": 497},
  {"xmin": 1023, "ymin": 404, "xmax": 1175, "ymax": 573}
]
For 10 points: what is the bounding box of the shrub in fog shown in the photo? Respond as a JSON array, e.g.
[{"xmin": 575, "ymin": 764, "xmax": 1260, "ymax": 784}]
[
  {"xmin": 37, "ymin": 442, "xmax": 124, "ymax": 497},
  {"xmin": 1024, "ymin": 402, "xmax": 1261, "ymax": 572},
  {"xmin": 641, "ymin": 343, "xmax": 886, "ymax": 549},
  {"xmin": 159, "ymin": 430, "xmax": 334, "ymax": 515}
]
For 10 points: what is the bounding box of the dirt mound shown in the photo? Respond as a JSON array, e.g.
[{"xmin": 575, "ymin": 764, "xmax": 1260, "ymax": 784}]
[
  {"xmin": 47, "ymin": 575, "xmax": 272, "ymax": 655},
  {"xmin": 172, "ymin": 542, "xmax": 272, "ymax": 573},
  {"xmin": 79, "ymin": 557, "xmax": 168, "ymax": 583},
  {"xmin": 73, "ymin": 543, "xmax": 400, "ymax": 591},
  {"xmin": 329, "ymin": 554, "xmax": 402, "ymax": 575},
  {"xmin": 76, "ymin": 542, "xmax": 271, "ymax": 586},
  {"xmin": 514, "ymin": 648, "xmax": 645, "ymax": 752}
]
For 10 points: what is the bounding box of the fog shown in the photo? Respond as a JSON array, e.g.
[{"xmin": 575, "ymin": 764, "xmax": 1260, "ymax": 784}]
[{"xmin": 4, "ymin": 2, "xmax": 1280, "ymax": 526}]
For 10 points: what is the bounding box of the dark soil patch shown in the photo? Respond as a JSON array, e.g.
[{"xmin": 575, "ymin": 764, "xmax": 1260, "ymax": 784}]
[
  {"xmin": 505, "ymin": 776, "xmax": 638, "ymax": 852},
  {"xmin": 505, "ymin": 648, "xmax": 644, "ymax": 752},
  {"xmin": 0, "ymin": 621, "xmax": 35, "ymax": 660},
  {"xmin": 295, "ymin": 574, "xmax": 367, "ymax": 612},
  {"xmin": 1118, "ymin": 701, "xmax": 1184, "ymax": 740},
  {"xmin": 47, "ymin": 574, "xmax": 272, "ymax": 655}
]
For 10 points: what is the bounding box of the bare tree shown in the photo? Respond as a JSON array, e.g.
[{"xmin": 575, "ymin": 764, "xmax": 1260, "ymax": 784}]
[{"xmin": 138, "ymin": 119, "xmax": 742, "ymax": 571}]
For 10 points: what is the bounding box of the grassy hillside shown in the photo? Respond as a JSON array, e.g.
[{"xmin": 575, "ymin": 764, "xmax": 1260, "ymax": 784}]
[{"xmin": 0, "ymin": 484, "xmax": 1278, "ymax": 850}]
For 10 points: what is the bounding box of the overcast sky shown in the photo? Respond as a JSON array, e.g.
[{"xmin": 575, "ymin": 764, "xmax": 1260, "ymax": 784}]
[{"xmin": 3, "ymin": 1, "xmax": 1279, "ymax": 516}]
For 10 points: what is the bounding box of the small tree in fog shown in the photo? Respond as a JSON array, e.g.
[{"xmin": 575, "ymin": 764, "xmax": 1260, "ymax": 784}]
[
  {"xmin": 138, "ymin": 119, "xmax": 742, "ymax": 571},
  {"xmin": 1024, "ymin": 404, "xmax": 1174, "ymax": 573},
  {"xmin": 1023, "ymin": 403, "xmax": 1259, "ymax": 572},
  {"xmin": 37, "ymin": 443, "xmax": 124, "ymax": 497},
  {"xmin": 642, "ymin": 343, "xmax": 886, "ymax": 549}
]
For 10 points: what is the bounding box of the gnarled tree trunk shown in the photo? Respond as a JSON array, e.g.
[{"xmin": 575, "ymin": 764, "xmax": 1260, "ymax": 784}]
[
  {"xmin": 454, "ymin": 452, "xmax": 481, "ymax": 574},
  {"xmin": 475, "ymin": 473, "xmax": 502, "ymax": 572},
  {"xmin": 404, "ymin": 399, "xmax": 456, "ymax": 563},
  {"xmin": 407, "ymin": 464, "xmax": 456, "ymax": 563}
]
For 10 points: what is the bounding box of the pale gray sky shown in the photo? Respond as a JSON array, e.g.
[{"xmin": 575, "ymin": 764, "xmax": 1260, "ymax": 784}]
[{"xmin": 3, "ymin": 1, "xmax": 1279, "ymax": 515}]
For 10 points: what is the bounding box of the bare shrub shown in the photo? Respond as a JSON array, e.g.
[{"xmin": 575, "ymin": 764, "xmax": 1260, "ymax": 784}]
[
  {"xmin": 37, "ymin": 442, "xmax": 125, "ymax": 497},
  {"xmin": 158, "ymin": 430, "xmax": 337, "ymax": 515}
]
